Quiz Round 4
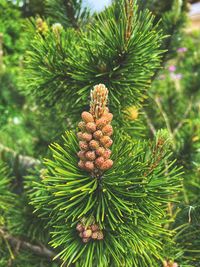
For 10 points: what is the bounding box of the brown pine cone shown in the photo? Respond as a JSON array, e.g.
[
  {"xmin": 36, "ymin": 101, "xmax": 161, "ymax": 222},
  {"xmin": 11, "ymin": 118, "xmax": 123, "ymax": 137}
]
[
  {"xmin": 103, "ymin": 149, "xmax": 111, "ymax": 159},
  {"xmin": 85, "ymin": 151, "xmax": 96, "ymax": 161},
  {"xmin": 76, "ymin": 223, "xmax": 84, "ymax": 232},
  {"xmin": 86, "ymin": 122, "xmax": 97, "ymax": 133},
  {"xmin": 104, "ymin": 113, "xmax": 113, "ymax": 123},
  {"xmin": 93, "ymin": 130, "xmax": 103, "ymax": 140},
  {"xmin": 91, "ymin": 224, "xmax": 99, "ymax": 232},
  {"xmin": 97, "ymin": 231, "xmax": 104, "ymax": 240},
  {"xmin": 89, "ymin": 140, "xmax": 99, "ymax": 150},
  {"xmin": 77, "ymin": 151, "xmax": 86, "ymax": 161},
  {"xmin": 96, "ymin": 147, "xmax": 105, "ymax": 156},
  {"xmin": 95, "ymin": 157, "xmax": 104, "ymax": 167},
  {"xmin": 79, "ymin": 232, "xmax": 83, "ymax": 238},
  {"xmin": 99, "ymin": 159, "xmax": 113, "ymax": 170},
  {"xmin": 96, "ymin": 118, "xmax": 108, "ymax": 129},
  {"xmin": 78, "ymin": 121, "xmax": 86, "ymax": 131},
  {"xmin": 102, "ymin": 125, "xmax": 113, "ymax": 136},
  {"xmin": 82, "ymin": 133, "xmax": 93, "ymax": 142},
  {"xmin": 77, "ymin": 132, "xmax": 83, "ymax": 140},
  {"xmin": 100, "ymin": 136, "xmax": 113, "ymax": 148},
  {"xmin": 84, "ymin": 161, "xmax": 95, "ymax": 171},
  {"xmin": 81, "ymin": 111, "xmax": 94, "ymax": 123},
  {"xmin": 91, "ymin": 232, "xmax": 98, "ymax": 239},
  {"xmin": 83, "ymin": 229, "xmax": 92, "ymax": 238},
  {"xmin": 79, "ymin": 141, "xmax": 89, "ymax": 151},
  {"xmin": 78, "ymin": 160, "xmax": 85, "ymax": 169}
]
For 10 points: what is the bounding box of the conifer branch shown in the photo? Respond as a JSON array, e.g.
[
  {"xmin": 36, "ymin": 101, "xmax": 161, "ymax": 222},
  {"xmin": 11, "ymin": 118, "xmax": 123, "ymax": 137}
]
[
  {"xmin": 0, "ymin": 228, "xmax": 65, "ymax": 265},
  {"xmin": 0, "ymin": 144, "xmax": 40, "ymax": 171},
  {"xmin": 65, "ymin": 0, "xmax": 79, "ymax": 29},
  {"xmin": 173, "ymin": 99, "xmax": 192, "ymax": 137},
  {"xmin": 154, "ymin": 96, "xmax": 176, "ymax": 150},
  {"xmin": 143, "ymin": 109, "xmax": 157, "ymax": 136},
  {"xmin": 125, "ymin": 0, "xmax": 134, "ymax": 42}
]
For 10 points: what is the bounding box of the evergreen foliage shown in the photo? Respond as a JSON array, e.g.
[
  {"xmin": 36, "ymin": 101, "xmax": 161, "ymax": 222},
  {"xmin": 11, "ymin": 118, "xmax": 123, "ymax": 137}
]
[{"xmin": 0, "ymin": 0, "xmax": 199, "ymax": 266}]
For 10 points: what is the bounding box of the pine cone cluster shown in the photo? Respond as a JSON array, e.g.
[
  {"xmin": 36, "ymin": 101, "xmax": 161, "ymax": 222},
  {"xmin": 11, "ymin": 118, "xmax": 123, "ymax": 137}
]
[
  {"xmin": 163, "ymin": 260, "xmax": 178, "ymax": 267},
  {"xmin": 76, "ymin": 221, "xmax": 104, "ymax": 243},
  {"xmin": 77, "ymin": 84, "xmax": 113, "ymax": 175}
]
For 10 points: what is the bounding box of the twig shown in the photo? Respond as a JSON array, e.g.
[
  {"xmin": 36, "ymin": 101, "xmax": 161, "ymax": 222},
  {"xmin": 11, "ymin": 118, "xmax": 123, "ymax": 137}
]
[
  {"xmin": 154, "ymin": 96, "xmax": 176, "ymax": 150},
  {"xmin": 143, "ymin": 109, "xmax": 157, "ymax": 136},
  {"xmin": 0, "ymin": 143, "xmax": 40, "ymax": 170},
  {"xmin": 0, "ymin": 33, "xmax": 3, "ymax": 72},
  {"xmin": 173, "ymin": 100, "xmax": 192, "ymax": 137},
  {"xmin": 0, "ymin": 228, "xmax": 65, "ymax": 265},
  {"xmin": 125, "ymin": 0, "xmax": 134, "ymax": 42}
]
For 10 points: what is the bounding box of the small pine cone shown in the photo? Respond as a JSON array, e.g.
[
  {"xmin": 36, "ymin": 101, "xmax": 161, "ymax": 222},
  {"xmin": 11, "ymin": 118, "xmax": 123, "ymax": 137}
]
[
  {"xmin": 82, "ymin": 238, "xmax": 90, "ymax": 243},
  {"xmin": 78, "ymin": 121, "xmax": 86, "ymax": 131},
  {"xmin": 91, "ymin": 224, "xmax": 99, "ymax": 232},
  {"xmin": 76, "ymin": 223, "xmax": 84, "ymax": 232},
  {"xmin": 97, "ymin": 231, "xmax": 104, "ymax": 240},
  {"xmin": 89, "ymin": 140, "xmax": 99, "ymax": 150},
  {"xmin": 103, "ymin": 149, "xmax": 111, "ymax": 159},
  {"xmin": 96, "ymin": 147, "xmax": 105, "ymax": 156},
  {"xmin": 102, "ymin": 125, "xmax": 113, "ymax": 136},
  {"xmin": 81, "ymin": 111, "xmax": 94, "ymax": 123},
  {"xmin": 78, "ymin": 160, "xmax": 85, "ymax": 169},
  {"xmin": 77, "ymin": 132, "xmax": 83, "ymax": 140},
  {"xmin": 85, "ymin": 161, "xmax": 95, "ymax": 171},
  {"xmin": 86, "ymin": 122, "xmax": 96, "ymax": 133},
  {"xmin": 100, "ymin": 136, "xmax": 113, "ymax": 148},
  {"xmin": 83, "ymin": 229, "xmax": 92, "ymax": 238},
  {"xmin": 91, "ymin": 232, "xmax": 98, "ymax": 239},
  {"xmin": 99, "ymin": 159, "xmax": 113, "ymax": 171},
  {"xmin": 77, "ymin": 151, "xmax": 86, "ymax": 160},
  {"xmin": 95, "ymin": 157, "xmax": 105, "ymax": 167},
  {"xmin": 79, "ymin": 232, "xmax": 83, "ymax": 238},
  {"xmin": 96, "ymin": 118, "xmax": 108, "ymax": 129},
  {"xmin": 85, "ymin": 151, "xmax": 96, "ymax": 161},
  {"xmin": 82, "ymin": 133, "xmax": 92, "ymax": 142},
  {"xmin": 104, "ymin": 113, "xmax": 113, "ymax": 123},
  {"xmin": 79, "ymin": 141, "xmax": 89, "ymax": 151},
  {"xmin": 93, "ymin": 130, "xmax": 103, "ymax": 140},
  {"xmin": 96, "ymin": 116, "xmax": 108, "ymax": 130}
]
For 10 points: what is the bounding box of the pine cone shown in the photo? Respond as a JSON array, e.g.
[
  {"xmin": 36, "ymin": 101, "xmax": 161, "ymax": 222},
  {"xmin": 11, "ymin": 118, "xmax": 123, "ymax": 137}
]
[
  {"xmin": 89, "ymin": 140, "xmax": 100, "ymax": 150},
  {"xmin": 99, "ymin": 159, "xmax": 113, "ymax": 170},
  {"xmin": 85, "ymin": 161, "xmax": 95, "ymax": 171},
  {"xmin": 81, "ymin": 111, "xmax": 94, "ymax": 123},
  {"xmin": 79, "ymin": 141, "xmax": 89, "ymax": 151},
  {"xmin": 96, "ymin": 147, "xmax": 105, "ymax": 156},
  {"xmin": 82, "ymin": 133, "xmax": 93, "ymax": 142},
  {"xmin": 86, "ymin": 122, "xmax": 96, "ymax": 133},
  {"xmin": 83, "ymin": 229, "xmax": 92, "ymax": 238},
  {"xmin": 77, "ymin": 84, "xmax": 113, "ymax": 175},
  {"xmin": 85, "ymin": 151, "xmax": 96, "ymax": 161},
  {"xmin": 93, "ymin": 130, "xmax": 103, "ymax": 140}
]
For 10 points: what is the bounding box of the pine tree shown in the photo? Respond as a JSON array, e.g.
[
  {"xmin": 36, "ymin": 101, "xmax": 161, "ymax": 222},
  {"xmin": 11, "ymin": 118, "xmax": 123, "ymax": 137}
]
[{"xmin": 0, "ymin": 0, "xmax": 199, "ymax": 266}]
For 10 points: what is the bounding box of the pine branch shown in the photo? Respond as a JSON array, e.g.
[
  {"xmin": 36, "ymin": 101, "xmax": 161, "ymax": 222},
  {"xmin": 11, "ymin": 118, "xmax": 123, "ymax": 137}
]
[
  {"xmin": 173, "ymin": 99, "xmax": 192, "ymax": 137},
  {"xmin": 0, "ymin": 143, "xmax": 40, "ymax": 171},
  {"xmin": 154, "ymin": 96, "xmax": 176, "ymax": 150},
  {"xmin": 0, "ymin": 228, "xmax": 66, "ymax": 265},
  {"xmin": 65, "ymin": 0, "xmax": 79, "ymax": 29},
  {"xmin": 143, "ymin": 109, "xmax": 157, "ymax": 136}
]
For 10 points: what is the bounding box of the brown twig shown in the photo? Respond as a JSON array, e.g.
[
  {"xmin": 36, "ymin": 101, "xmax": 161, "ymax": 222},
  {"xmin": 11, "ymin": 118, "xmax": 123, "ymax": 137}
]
[
  {"xmin": 0, "ymin": 228, "xmax": 64, "ymax": 264},
  {"xmin": 173, "ymin": 100, "xmax": 192, "ymax": 137},
  {"xmin": 125, "ymin": 0, "xmax": 134, "ymax": 42},
  {"xmin": 143, "ymin": 109, "xmax": 157, "ymax": 136},
  {"xmin": 154, "ymin": 96, "xmax": 176, "ymax": 150},
  {"xmin": 0, "ymin": 143, "xmax": 40, "ymax": 170}
]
